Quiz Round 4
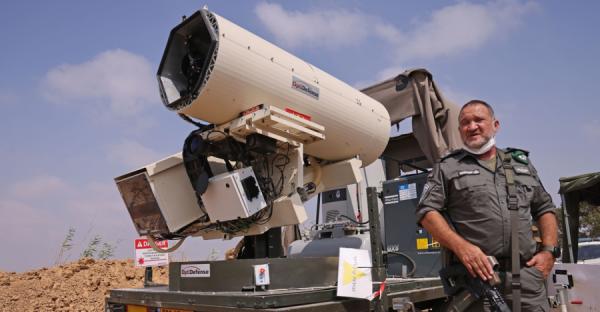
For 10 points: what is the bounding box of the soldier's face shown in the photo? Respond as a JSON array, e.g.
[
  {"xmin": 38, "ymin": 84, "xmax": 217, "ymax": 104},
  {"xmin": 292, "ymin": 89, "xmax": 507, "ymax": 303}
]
[{"xmin": 459, "ymin": 104, "xmax": 499, "ymax": 149}]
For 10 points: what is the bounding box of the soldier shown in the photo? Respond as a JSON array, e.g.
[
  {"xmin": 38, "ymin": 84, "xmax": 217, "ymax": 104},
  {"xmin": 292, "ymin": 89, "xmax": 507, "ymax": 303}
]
[{"xmin": 416, "ymin": 100, "xmax": 559, "ymax": 311}]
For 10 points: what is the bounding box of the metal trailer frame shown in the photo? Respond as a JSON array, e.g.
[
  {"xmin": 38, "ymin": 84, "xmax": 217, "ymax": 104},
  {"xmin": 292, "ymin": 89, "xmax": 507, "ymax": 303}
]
[
  {"xmin": 107, "ymin": 279, "xmax": 444, "ymax": 311},
  {"xmin": 106, "ymin": 188, "xmax": 447, "ymax": 311}
]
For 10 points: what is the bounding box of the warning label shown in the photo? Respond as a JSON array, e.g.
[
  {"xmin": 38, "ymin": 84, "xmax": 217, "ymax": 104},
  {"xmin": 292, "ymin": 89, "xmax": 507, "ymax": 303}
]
[
  {"xmin": 134, "ymin": 238, "xmax": 169, "ymax": 267},
  {"xmin": 384, "ymin": 194, "xmax": 399, "ymax": 205},
  {"xmin": 398, "ymin": 183, "xmax": 417, "ymax": 201}
]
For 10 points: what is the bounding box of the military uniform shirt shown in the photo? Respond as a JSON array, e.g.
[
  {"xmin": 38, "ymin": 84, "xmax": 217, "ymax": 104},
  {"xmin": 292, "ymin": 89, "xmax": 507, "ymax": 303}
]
[{"xmin": 416, "ymin": 148, "xmax": 555, "ymax": 260}]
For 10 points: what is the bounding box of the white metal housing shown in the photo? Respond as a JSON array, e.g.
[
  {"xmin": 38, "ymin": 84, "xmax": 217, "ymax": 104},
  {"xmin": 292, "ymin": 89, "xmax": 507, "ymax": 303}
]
[
  {"xmin": 157, "ymin": 9, "xmax": 390, "ymax": 165},
  {"xmin": 114, "ymin": 153, "xmax": 208, "ymax": 235},
  {"xmin": 200, "ymin": 167, "xmax": 266, "ymax": 222}
]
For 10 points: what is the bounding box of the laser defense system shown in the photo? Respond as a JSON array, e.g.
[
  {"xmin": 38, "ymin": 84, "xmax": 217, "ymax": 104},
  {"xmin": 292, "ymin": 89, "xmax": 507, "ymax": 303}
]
[
  {"xmin": 109, "ymin": 6, "xmax": 464, "ymax": 311},
  {"xmin": 115, "ymin": 8, "xmax": 390, "ymax": 243}
]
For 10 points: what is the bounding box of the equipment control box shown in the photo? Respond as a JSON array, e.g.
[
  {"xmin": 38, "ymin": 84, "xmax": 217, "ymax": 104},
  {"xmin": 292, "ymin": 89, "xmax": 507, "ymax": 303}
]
[
  {"xmin": 383, "ymin": 172, "xmax": 441, "ymax": 278},
  {"xmin": 201, "ymin": 167, "xmax": 267, "ymax": 222}
]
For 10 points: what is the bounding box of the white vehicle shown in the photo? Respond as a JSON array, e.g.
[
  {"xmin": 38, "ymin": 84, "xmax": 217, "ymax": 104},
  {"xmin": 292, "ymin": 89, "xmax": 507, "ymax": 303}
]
[{"xmin": 577, "ymin": 241, "xmax": 600, "ymax": 264}]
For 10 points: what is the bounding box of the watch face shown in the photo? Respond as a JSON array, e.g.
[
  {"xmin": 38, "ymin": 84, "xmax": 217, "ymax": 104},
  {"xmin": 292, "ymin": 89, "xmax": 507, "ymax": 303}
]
[{"xmin": 553, "ymin": 247, "xmax": 561, "ymax": 258}]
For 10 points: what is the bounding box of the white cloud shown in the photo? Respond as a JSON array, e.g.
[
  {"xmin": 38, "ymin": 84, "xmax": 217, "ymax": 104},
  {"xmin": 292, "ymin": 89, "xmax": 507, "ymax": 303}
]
[
  {"xmin": 41, "ymin": 49, "xmax": 157, "ymax": 116},
  {"xmin": 10, "ymin": 175, "xmax": 71, "ymax": 199},
  {"xmin": 438, "ymin": 85, "xmax": 476, "ymax": 106},
  {"xmin": 0, "ymin": 176, "xmax": 136, "ymax": 272},
  {"xmin": 0, "ymin": 199, "xmax": 51, "ymax": 225},
  {"xmin": 256, "ymin": 1, "xmax": 537, "ymax": 63},
  {"xmin": 0, "ymin": 171, "xmax": 243, "ymax": 272},
  {"xmin": 255, "ymin": 2, "xmax": 371, "ymax": 49},
  {"xmin": 107, "ymin": 139, "xmax": 162, "ymax": 168},
  {"xmin": 353, "ymin": 65, "xmax": 407, "ymax": 89},
  {"xmin": 393, "ymin": 1, "xmax": 537, "ymax": 62}
]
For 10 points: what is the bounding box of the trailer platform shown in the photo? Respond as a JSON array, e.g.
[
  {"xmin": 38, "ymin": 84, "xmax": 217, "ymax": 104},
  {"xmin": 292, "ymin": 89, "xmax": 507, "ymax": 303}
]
[{"xmin": 106, "ymin": 277, "xmax": 444, "ymax": 311}]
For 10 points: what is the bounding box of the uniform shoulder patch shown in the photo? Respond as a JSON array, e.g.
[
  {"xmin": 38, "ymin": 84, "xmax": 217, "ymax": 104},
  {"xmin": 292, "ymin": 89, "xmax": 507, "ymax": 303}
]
[
  {"xmin": 511, "ymin": 150, "xmax": 529, "ymax": 165},
  {"xmin": 505, "ymin": 147, "xmax": 529, "ymax": 165},
  {"xmin": 505, "ymin": 147, "xmax": 529, "ymax": 156}
]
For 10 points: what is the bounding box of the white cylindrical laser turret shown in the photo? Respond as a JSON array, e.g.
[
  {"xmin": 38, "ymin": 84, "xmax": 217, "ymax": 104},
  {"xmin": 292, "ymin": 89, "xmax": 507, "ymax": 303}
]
[{"xmin": 157, "ymin": 10, "xmax": 390, "ymax": 165}]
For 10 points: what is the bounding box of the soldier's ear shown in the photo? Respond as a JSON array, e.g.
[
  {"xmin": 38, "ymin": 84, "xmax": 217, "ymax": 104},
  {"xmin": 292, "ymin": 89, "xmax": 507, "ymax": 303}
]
[{"xmin": 493, "ymin": 119, "xmax": 500, "ymax": 131}]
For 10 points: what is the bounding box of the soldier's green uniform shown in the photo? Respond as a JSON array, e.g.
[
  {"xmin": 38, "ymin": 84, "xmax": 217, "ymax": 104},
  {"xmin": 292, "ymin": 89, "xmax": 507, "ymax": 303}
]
[{"xmin": 416, "ymin": 148, "xmax": 555, "ymax": 311}]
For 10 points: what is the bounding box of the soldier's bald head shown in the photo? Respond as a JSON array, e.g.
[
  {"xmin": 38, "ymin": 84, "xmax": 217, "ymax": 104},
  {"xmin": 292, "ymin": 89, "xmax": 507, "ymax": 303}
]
[{"xmin": 460, "ymin": 100, "xmax": 495, "ymax": 119}]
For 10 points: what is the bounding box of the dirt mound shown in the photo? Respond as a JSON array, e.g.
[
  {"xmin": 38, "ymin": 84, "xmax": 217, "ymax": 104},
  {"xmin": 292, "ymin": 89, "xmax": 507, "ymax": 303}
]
[{"xmin": 0, "ymin": 258, "xmax": 168, "ymax": 311}]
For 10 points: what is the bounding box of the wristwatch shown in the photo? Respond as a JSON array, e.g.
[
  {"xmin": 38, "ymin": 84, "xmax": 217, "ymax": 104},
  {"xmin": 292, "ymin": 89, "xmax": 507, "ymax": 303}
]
[{"xmin": 540, "ymin": 245, "xmax": 561, "ymax": 258}]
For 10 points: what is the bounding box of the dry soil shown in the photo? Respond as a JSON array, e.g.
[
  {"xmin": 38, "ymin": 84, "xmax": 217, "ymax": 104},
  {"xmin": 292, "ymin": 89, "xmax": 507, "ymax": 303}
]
[{"xmin": 0, "ymin": 258, "xmax": 168, "ymax": 312}]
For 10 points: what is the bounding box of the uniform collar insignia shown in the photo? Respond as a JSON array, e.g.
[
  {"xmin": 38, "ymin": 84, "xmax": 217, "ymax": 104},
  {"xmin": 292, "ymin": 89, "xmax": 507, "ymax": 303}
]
[
  {"xmin": 454, "ymin": 149, "xmax": 473, "ymax": 161},
  {"xmin": 511, "ymin": 150, "xmax": 529, "ymax": 164}
]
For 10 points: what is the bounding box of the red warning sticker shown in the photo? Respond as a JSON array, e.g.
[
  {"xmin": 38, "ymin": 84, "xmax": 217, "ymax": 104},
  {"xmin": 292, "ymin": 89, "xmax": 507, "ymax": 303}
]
[
  {"xmin": 240, "ymin": 104, "xmax": 264, "ymax": 117},
  {"xmin": 134, "ymin": 238, "xmax": 169, "ymax": 267},
  {"xmin": 135, "ymin": 238, "xmax": 168, "ymax": 249},
  {"xmin": 285, "ymin": 108, "xmax": 312, "ymax": 121}
]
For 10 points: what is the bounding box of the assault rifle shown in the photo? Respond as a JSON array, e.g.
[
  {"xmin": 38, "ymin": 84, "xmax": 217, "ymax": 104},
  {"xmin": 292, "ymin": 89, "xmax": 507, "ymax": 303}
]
[{"xmin": 439, "ymin": 256, "xmax": 511, "ymax": 312}]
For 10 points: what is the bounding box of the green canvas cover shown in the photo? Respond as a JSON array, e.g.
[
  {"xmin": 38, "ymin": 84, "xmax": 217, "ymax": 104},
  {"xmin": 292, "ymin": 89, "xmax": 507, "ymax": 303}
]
[
  {"xmin": 559, "ymin": 172, "xmax": 600, "ymax": 262},
  {"xmin": 559, "ymin": 172, "xmax": 600, "ymax": 194},
  {"xmin": 362, "ymin": 68, "xmax": 463, "ymax": 167}
]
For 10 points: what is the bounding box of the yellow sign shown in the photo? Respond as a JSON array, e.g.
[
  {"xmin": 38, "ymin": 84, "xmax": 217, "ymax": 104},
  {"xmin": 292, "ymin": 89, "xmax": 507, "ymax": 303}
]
[
  {"xmin": 416, "ymin": 238, "xmax": 429, "ymax": 250},
  {"xmin": 342, "ymin": 260, "xmax": 367, "ymax": 285},
  {"xmin": 126, "ymin": 305, "xmax": 147, "ymax": 312},
  {"xmin": 337, "ymin": 248, "xmax": 372, "ymax": 299}
]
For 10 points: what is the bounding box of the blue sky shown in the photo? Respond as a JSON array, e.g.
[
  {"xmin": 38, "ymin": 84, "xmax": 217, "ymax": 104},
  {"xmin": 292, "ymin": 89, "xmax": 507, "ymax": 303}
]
[{"xmin": 1, "ymin": 1, "xmax": 599, "ymax": 272}]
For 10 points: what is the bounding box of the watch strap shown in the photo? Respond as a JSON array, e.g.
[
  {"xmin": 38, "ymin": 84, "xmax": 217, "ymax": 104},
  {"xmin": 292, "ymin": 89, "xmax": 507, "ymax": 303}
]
[{"xmin": 541, "ymin": 245, "xmax": 560, "ymax": 258}]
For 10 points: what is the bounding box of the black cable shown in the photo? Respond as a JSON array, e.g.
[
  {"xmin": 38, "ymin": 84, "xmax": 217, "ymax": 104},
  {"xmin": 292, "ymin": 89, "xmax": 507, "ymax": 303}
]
[
  {"xmin": 338, "ymin": 214, "xmax": 370, "ymax": 225},
  {"xmin": 272, "ymin": 143, "xmax": 290, "ymax": 197},
  {"xmin": 387, "ymin": 251, "xmax": 417, "ymax": 277},
  {"xmin": 315, "ymin": 193, "xmax": 321, "ymax": 225},
  {"xmin": 178, "ymin": 113, "xmax": 212, "ymax": 131},
  {"xmin": 253, "ymin": 200, "xmax": 275, "ymax": 225},
  {"xmin": 247, "ymin": 146, "xmax": 291, "ymax": 226},
  {"xmin": 206, "ymin": 129, "xmax": 228, "ymax": 140}
]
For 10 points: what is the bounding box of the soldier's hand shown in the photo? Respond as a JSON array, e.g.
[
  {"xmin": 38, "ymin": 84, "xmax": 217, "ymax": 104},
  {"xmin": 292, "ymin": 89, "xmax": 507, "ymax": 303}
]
[
  {"xmin": 455, "ymin": 241, "xmax": 494, "ymax": 281},
  {"xmin": 526, "ymin": 251, "xmax": 555, "ymax": 278}
]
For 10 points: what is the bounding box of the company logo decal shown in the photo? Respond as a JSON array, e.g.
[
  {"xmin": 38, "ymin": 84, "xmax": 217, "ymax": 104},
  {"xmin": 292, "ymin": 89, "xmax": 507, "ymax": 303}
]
[
  {"xmin": 292, "ymin": 76, "xmax": 319, "ymax": 99},
  {"xmin": 181, "ymin": 264, "xmax": 210, "ymax": 278}
]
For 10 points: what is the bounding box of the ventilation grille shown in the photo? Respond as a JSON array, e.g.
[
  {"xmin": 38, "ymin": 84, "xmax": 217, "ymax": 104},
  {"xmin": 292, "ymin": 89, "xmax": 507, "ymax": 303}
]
[{"xmin": 325, "ymin": 210, "xmax": 341, "ymax": 223}]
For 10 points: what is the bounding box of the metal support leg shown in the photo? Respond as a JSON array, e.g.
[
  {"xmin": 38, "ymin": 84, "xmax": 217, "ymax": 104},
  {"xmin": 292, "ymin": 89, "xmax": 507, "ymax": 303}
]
[
  {"xmin": 560, "ymin": 194, "xmax": 574, "ymax": 263},
  {"xmin": 143, "ymin": 267, "xmax": 153, "ymax": 287},
  {"xmin": 367, "ymin": 187, "xmax": 388, "ymax": 311},
  {"xmin": 239, "ymin": 227, "xmax": 284, "ymax": 259}
]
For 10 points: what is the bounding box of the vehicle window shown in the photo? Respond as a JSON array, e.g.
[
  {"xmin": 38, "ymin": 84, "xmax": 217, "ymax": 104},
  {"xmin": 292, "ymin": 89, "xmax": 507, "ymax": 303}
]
[{"xmin": 579, "ymin": 245, "xmax": 600, "ymax": 260}]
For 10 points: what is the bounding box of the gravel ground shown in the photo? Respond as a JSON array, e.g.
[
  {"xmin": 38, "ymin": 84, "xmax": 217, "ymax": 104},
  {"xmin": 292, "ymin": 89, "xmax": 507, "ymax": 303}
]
[{"xmin": 0, "ymin": 258, "xmax": 168, "ymax": 312}]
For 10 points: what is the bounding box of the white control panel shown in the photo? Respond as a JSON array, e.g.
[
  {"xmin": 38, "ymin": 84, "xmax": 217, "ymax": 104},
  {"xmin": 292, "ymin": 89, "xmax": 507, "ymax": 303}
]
[{"xmin": 201, "ymin": 167, "xmax": 266, "ymax": 222}]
